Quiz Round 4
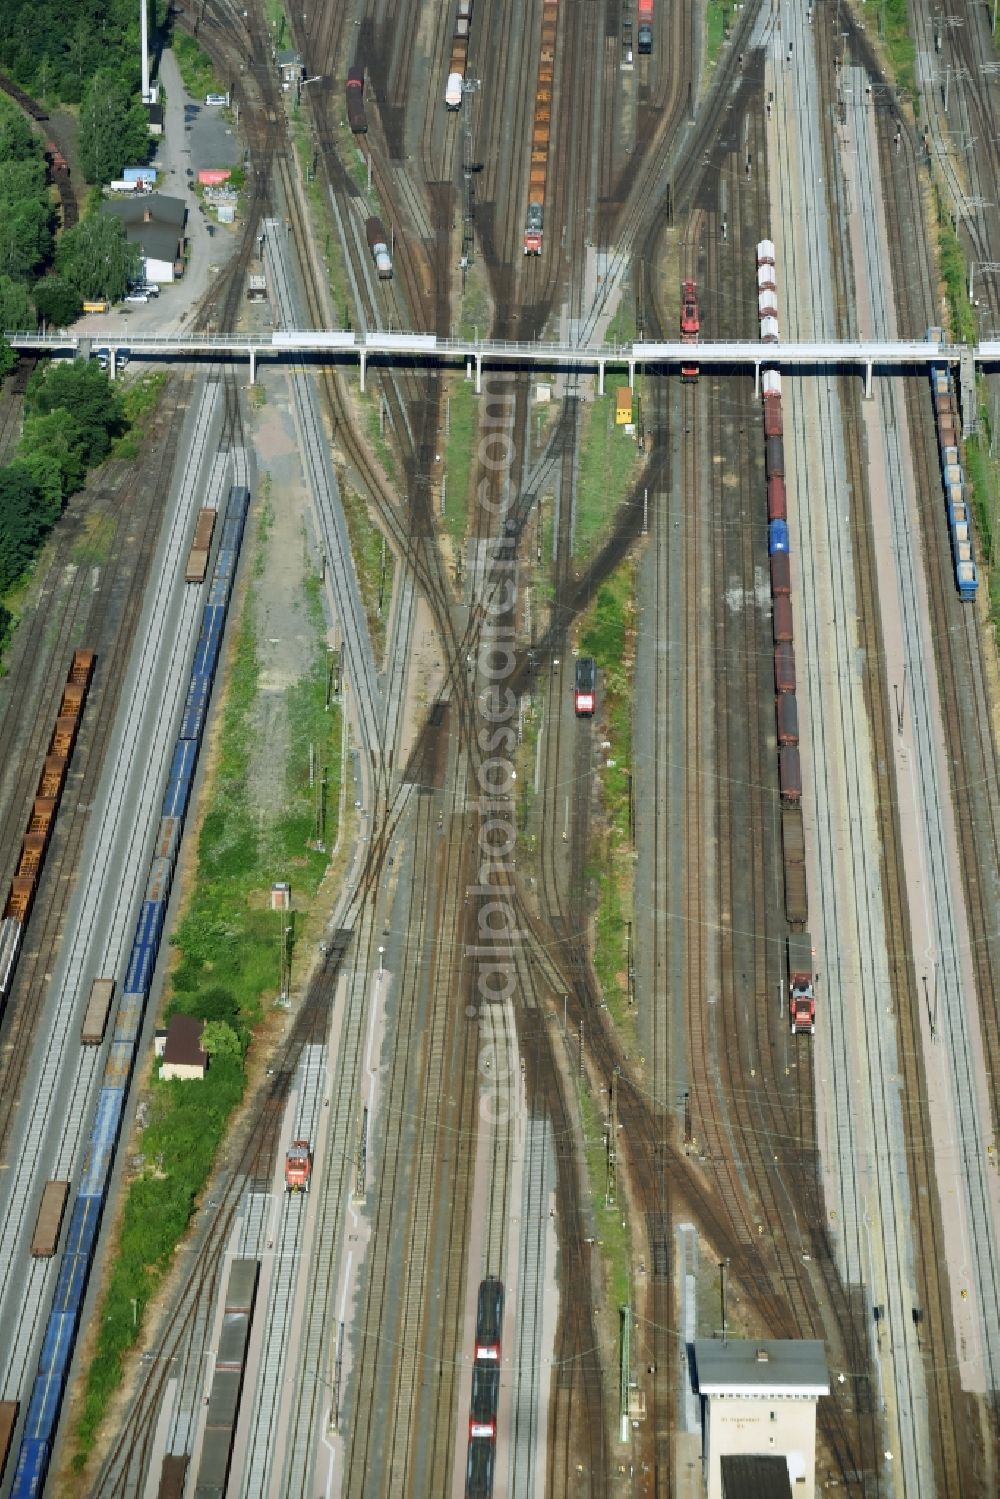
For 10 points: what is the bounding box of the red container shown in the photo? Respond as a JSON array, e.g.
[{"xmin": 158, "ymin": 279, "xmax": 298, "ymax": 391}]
[
  {"xmin": 767, "ymin": 474, "xmax": 787, "ymax": 521},
  {"xmin": 770, "ymin": 551, "xmax": 791, "ymax": 596},
  {"xmin": 772, "ymin": 595, "xmax": 794, "ymax": 644},
  {"xmin": 763, "ymin": 397, "xmax": 783, "ymax": 437},
  {"xmin": 774, "ymin": 642, "xmax": 796, "ymax": 694},
  {"xmin": 197, "ymin": 168, "xmax": 231, "ymax": 186},
  {"xmin": 776, "ymin": 692, "xmax": 799, "ymax": 745}
]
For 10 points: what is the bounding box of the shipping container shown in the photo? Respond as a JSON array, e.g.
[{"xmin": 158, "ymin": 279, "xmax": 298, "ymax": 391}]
[
  {"xmin": 774, "ymin": 641, "xmax": 796, "ymax": 694},
  {"xmin": 145, "ymin": 854, "xmax": 172, "ymax": 906},
  {"xmin": 196, "ymin": 1421, "xmax": 235, "ymax": 1491},
  {"xmin": 770, "ymin": 551, "xmax": 791, "ymax": 596},
  {"xmin": 217, "ymin": 1311, "xmax": 250, "ymax": 1371},
  {"xmin": 758, "ymin": 289, "xmax": 778, "ymax": 318},
  {"xmin": 760, "ymin": 315, "xmax": 780, "ymax": 342},
  {"xmin": 756, "ymin": 239, "xmax": 776, "ymax": 266},
  {"xmin": 943, "ymin": 462, "xmax": 963, "ymax": 488},
  {"xmin": 765, "ymin": 434, "xmax": 785, "ymax": 478},
  {"xmin": 768, "ymin": 519, "xmax": 789, "ymax": 555},
  {"xmin": 0, "ymin": 1401, "xmax": 18, "ymax": 1483},
  {"xmin": 776, "ymin": 692, "xmax": 799, "ymax": 745},
  {"xmin": 772, "ymin": 595, "xmax": 794, "ymax": 643},
  {"xmin": 82, "ymin": 977, "xmax": 115, "ymax": 1044},
  {"xmin": 31, "ymin": 1181, "xmax": 70, "ymax": 1257},
  {"xmin": 206, "ymin": 1367, "xmax": 243, "ymax": 1430},
  {"xmin": 763, "ymin": 398, "xmax": 783, "ymax": 437},
  {"xmin": 156, "ymin": 816, "xmax": 182, "ymax": 863},
  {"xmin": 113, "ymin": 988, "xmax": 144, "ymax": 1045},
  {"xmin": 779, "ymin": 744, "xmax": 802, "ymax": 803},
  {"xmin": 767, "ymin": 474, "xmax": 787, "ymax": 522},
  {"xmin": 757, "ymin": 264, "xmax": 776, "ymax": 292}
]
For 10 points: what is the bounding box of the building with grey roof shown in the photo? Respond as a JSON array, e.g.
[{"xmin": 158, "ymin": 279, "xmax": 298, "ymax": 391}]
[
  {"xmin": 692, "ymin": 1341, "xmax": 830, "ymax": 1499},
  {"xmin": 100, "ymin": 193, "xmax": 186, "ymax": 283}
]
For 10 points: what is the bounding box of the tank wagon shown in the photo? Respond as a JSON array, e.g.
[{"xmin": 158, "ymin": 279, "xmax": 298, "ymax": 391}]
[
  {"xmin": 366, "ymin": 217, "xmax": 393, "ymax": 279},
  {"xmin": 8, "ymin": 489, "xmax": 250, "ymax": 1498}
]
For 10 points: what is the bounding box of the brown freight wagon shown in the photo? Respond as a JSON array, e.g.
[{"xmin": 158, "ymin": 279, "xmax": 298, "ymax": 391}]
[
  {"xmin": 59, "ymin": 681, "xmax": 86, "ymax": 719},
  {"xmin": 193, "ymin": 508, "xmax": 216, "ymax": 551},
  {"xmin": 763, "ymin": 398, "xmax": 783, "ymax": 437},
  {"xmin": 765, "ymin": 433, "xmax": 785, "ymax": 479},
  {"xmin": 29, "ymin": 797, "xmax": 56, "ymax": 836},
  {"xmin": 0, "ymin": 1400, "xmax": 17, "ymax": 1484},
  {"xmin": 17, "ymin": 832, "xmax": 47, "ymax": 881},
  {"xmin": 4, "ymin": 876, "xmax": 36, "ymax": 922},
  {"xmin": 774, "ymin": 641, "xmax": 796, "ymax": 693},
  {"xmin": 38, "ymin": 756, "xmax": 66, "ymax": 799},
  {"xmin": 784, "ymin": 853, "xmax": 808, "ymax": 928},
  {"xmin": 69, "ymin": 648, "xmax": 96, "ymax": 686},
  {"xmin": 157, "ymin": 1454, "xmax": 189, "ymax": 1499},
  {"xmin": 767, "ymin": 474, "xmax": 786, "ymax": 522},
  {"xmin": 770, "ymin": 552, "xmax": 791, "ymax": 596},
  {"xmin": 49, "ymin": 716, "xmax": 78, "ymax": 757},
  {"xmin": 185, "ymin": 548, "xmax": 209, "ymax": 584},
  {"xmin": 776, "ymin": 692, "xmax": 799, "ymax": 746},
  {"xmin": 779, "ymin": 744, "xmax": 802, "ymax": 804},
  {"xmin": 31, "ymin": 1179, "xmax": 69, "ymax": 1257},
  {"xmin": 82, "ymin": 977, "xmax": 115, "ymax": 1045},
  {"xmin": 782, "ymin": 805, "xmax": 805, "ymax": 865},
  {"xmin": 772, "ymin": 595, "xmax": 794, "ymax": 644}
]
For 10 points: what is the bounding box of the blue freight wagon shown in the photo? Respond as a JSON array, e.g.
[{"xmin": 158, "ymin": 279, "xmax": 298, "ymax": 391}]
[{"xmin": 768, "ymin": 519, "xmax": 790, "ymax": 555}]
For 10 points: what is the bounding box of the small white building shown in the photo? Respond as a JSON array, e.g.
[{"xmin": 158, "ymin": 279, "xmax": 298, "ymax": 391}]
[
  {"xmin": 693, "ymin": 1340, "xmax": 830, "ymax": 1499},
  {"xmin": 276, "ymin": 49, "xmax": 305, "ymax": 86}
]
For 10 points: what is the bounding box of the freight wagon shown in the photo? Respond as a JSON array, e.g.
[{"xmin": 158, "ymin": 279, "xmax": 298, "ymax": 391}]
[
  {"xmin": 157, "ymin": 1455, "xmax": 189, "ymax": 1499},
  {"xmin": 776, "ymin": 692, "xmax": 799, "ymax": 746},
  {"xmin": 779, "ymin": 744, "xmax": 802, "ymax": 804},
  {"xmin": 366, "ymin": 217, "xmax": 393, "ymax": 278},
  {"xmin": 81, "ymin": 977, "xmax": 115, "ymax": 1045},
  {"xmin": 523, "ymin": 0, "xmax": 558, "ymax": 253},
  {"xmin": 346, "ymin": 67, "xmax": 367, "ymax": 133},
  {"xmin": 772, "ymin": 595, "xmax": 793, "ymax": 644},
  {"xmin": 186, "ymin": 508, "xmax": 217, "ymax": 584},
  {"xmin": 773, "ymin": 642, "xmax": 795, "ymax": 694},
  {"xmin": 637, "ymin": 0, "xmax": 653, "ymax": 52},
  {"xmin": 0, "ymin": 1401, "xmax": 17, "ymax": 1484},
  {"xmin": 31, "ymin": 1181, "xmax": 69, "ymax": 1258}
]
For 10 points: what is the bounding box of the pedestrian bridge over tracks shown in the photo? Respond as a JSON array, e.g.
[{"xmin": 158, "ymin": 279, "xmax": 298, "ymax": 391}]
[{"xmin": 6, "ymin": 327, "xmax": 998, "ymax": 400}]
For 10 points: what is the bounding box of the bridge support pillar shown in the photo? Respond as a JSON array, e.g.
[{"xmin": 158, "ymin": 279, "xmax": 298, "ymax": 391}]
[
  {"xmin": 475, "ymin": 353, "xmax": 482, "ymax": 395},
  {"xmin": 359, "ymin": 350, "xmax": 366, "ymax": 393},
  {"xmin": 108, "ymin": 349, "xmax": 117, "ymax": 381},
  {"xmin": 865, "ymin": 360, "xmax": 872, "ymax": 399},
  {"xmin": 754, "ymin": 362, "xmax": 759, "ymax": 399},
  {"xmin": 249, "ymin": 347, "xmax": 256, "ymax": 384},
  {"xmin": 628, "ymin": 358, "xmax": 635, "ymax": 388},
  {"xmin": 598, "ymin": 360, "xmax": 605, "ymax": 395}
]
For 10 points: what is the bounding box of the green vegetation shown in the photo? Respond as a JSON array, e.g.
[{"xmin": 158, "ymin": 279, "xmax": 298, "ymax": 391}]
[
  {"xmin": 458, "ymin": 266, "xmax": 491, "ymax": 341},
  {"xmin": 705, "ymin": 0, "xmax": 728, "ymax": 70},
  {"xmin": 575, "ymin": 380, "xmax": 643, "ymax": 554},
  {"xmin": 263, "ymin": 0, "xmax": 291, "ymax": 48},
  {"xmin": 340, "ymin": 477, "xmax": 395, "ymax": 659},
  {"xmin": 877, "ymin": 0, "xmax": 916, "ymax": 100},
  {"xmin": 289, "ymin": 110, "xmax": 353, "ymax": 327},
  {"xmin": 443, "ymin": 377, "xmax": 477, "ymax": 546},
  {"xmin": 112, "ymin": 371, "xmax": 168, "ymax": 459},
  {"xmin": 365, "ymin": 391, "xmax": 400, "ymax": 487},
  {"xmin": 577, "ymin": 1078, "xmax": 632, "ymax": 1311},
  {"xmin": 172, "ymin": 33, "xmax": 222, "ymax": 104},
  {"xmin": 580, "ymin": 563, "xmax": 638, "ymax": 1047},
  {"xmin": 937, "ymin": 193, "xmax": 977, "ymax": 344},
  {"xmin": 964, "ymin": 418, "xmax": 1000, "ymax": 639},
  {"xmin": 605, "ymin": 296, "xmax": 635, "ymax": 349},
  {"xmin": 0, "ymin": 0, "xmax": 164, "ymax": 105},
  {"xmin": 78, "ymin": 68, "xmax": 151, "ymax": 183},
  {"xmin": 57, "ymin": 214, "xmax": 141, "ymax": 303},
  {"xmin": 73, "ymin": 559, "xmax": 342, "ymax": 1465},
  {"xmin": 0, "ymin": 360, "xmax": 126, "ymax": 608}
]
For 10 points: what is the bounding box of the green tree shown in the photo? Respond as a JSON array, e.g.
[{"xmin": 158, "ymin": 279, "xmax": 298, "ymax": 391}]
[
  {"xmin": 56, "ymin": 214, "xmax": 139, "ymax": 302},
  {"xmin": 27, "ymin": 358, "xmax": 125, "ymax": 463},
  {"xmin": 0, "ymin": 108, "xmax": 36, "ymax": 162},
  {"xmin": 0, "ymin": 275, "xmax": 33, "ymax": 332},
  {"xmin": 200, "ymin": 1021, "xmax": 243, "ymax": 1061},
  {"xmin": 0, "ymin": 461, "xmax": 58, "ymax": 592},
  {"xmin": 78, "ymin": 70, "xmax": 149, "ymax": 184},
  {"xmin": 32, "ymin": 274, "xmax": 81, "ymax": 328},
  {"xmin": 21, "ymin": 408, "xmax": 87, "ymax": 497},
  {"xmin": 0, "ymin": 340, "xmax": 15, "ymax": 378}
]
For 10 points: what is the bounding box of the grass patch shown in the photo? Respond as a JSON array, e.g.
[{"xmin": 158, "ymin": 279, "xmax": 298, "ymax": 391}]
[
  {"xmin": 876, "ymin": 0, "xmax": 916, "ymax": 99},
  {"xmin": 964, "ymin": 408, "xmax": 1000, "ymax": 641},
  {"xmin": 71, "ymin": 511, "xmax": 116, "ymax": 565},
  {"xmin": 171, "ymin": 33, "xmax": 222, "ymax": 103},
  {"xmin": 339, "ymin": 477, "xmax": 394, "ymax": 661},
  {"xmin": 580, "ymin": 563, "xmax": 638, "ymax": 1047},
  {"xmin": 458, "ymin": 265, "xmax": 491, "ymax": 341},
  {"xmin": 365, "ymin": 390, "xmax": 400, "ymax": 487},
  {"xmin": 705, "ymin": 0, "xmax": 728, "ymax": 69},
  {"xmin": 112, "ymin": 372, "xmax": 168, "ymax": 460},
  {"xmin": 605, "ymin": 297, "xmax": 635, "ymax": 349},
  {"xmin": 443, "ymin": 376, "xmax": 477, "ymax": 547},
  {"xmin": 577, "ymin": 1078, "xmax": 632, "ymax": 1311},
  {"xmin": 575, "ymin": 379, "xmax": 642, "ymax": 555},
  {"xmin": 71, "ymin": 561, "xmax": 341, "ymax": 1467},
  {"xmin": 288, "ymin": 110, "xmax": 354, "ymax": 326},
  {"xmin": 263, "ymin": 0, "xmax": 289, "ymax": 45},
  {"xmin": 937, "ymin": 191, "xmax": 977, "ymax": 344}
]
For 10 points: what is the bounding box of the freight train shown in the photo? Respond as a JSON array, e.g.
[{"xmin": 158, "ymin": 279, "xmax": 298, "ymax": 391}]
[
  {"xmin": 929, "ymin": 350, "xmax": 978, "ymax": 599},
  {"xmin": 192, "ymin": 1258, "xmax": 259, "ymax": 1495},
  {"xmin": 0, "ymin": 648, "xmax": 95, "ymax": 1005},
  {"xmin": 524, "ymin": 0, "xmax": 558, "ymax": 253},
  {"xmin": 366, "ymin": 216, "xmax": 393, "ymax": 279},
  {"xmin": 463, "ymin": 1277, "xmax": 503, "ymax": 1497},
  {"xmin": 574, "ymin": 655, "xmax": 596, "ymax": 717},
  {"xmin": 8, "ymin": 486, "xmax": 250, "ymax": 1497},
  {"xmin": 755, "ymin": 242, "xmax": 815, "ymax": 1022},
  {"xmin": 446, "ymin": 0, "xmax": 474, "ymax": 108}
]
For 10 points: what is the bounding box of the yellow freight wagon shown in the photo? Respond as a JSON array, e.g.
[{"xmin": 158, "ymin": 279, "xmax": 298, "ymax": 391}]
[{"xmin": 615, "ymin": 386, "xmax": 633, "ymax": 424}]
